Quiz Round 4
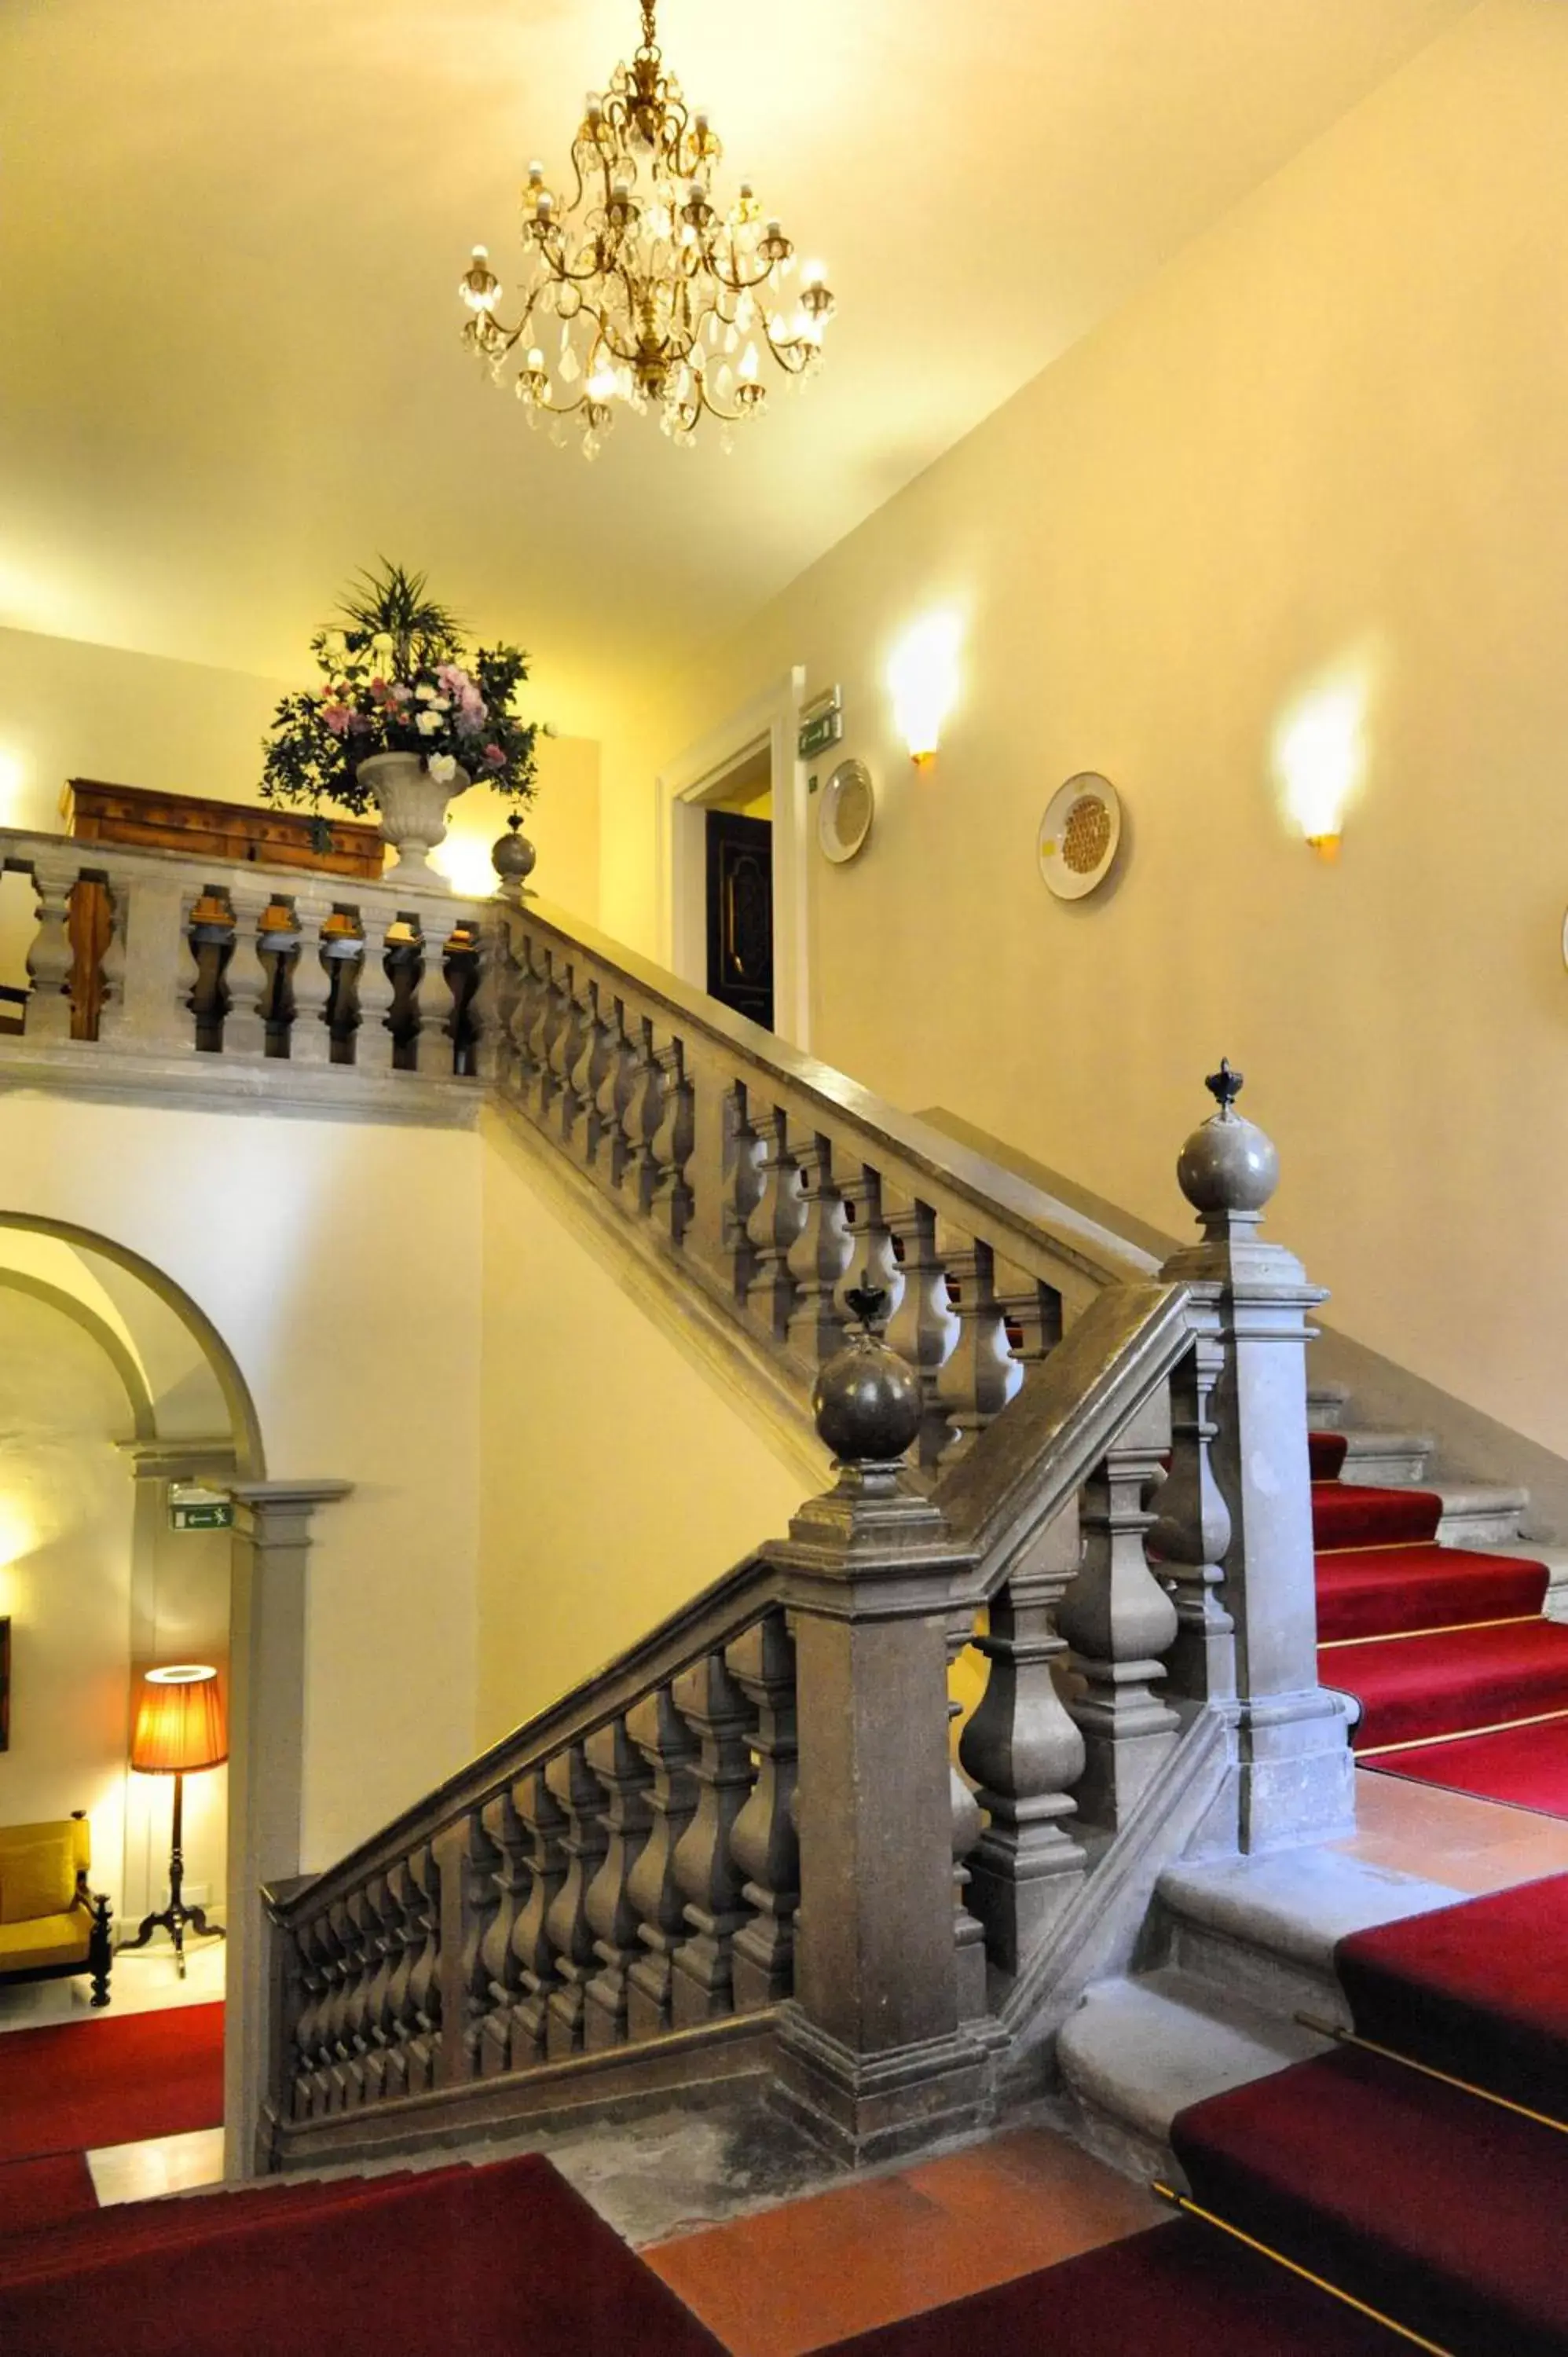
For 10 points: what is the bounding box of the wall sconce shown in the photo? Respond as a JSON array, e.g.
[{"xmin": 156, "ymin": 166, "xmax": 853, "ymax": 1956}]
[
  {"xmin": 1272, "ymin": 663, "xmax": 1372, "ymax": 860},
  {"xmin": 887, "ymin": 613, "xmax": 963, "ymax": 768}
]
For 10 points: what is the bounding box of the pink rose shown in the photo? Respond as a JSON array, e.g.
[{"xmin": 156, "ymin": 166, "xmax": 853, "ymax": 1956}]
[
  {"xmin": 482, "ymin": 742, "xmax": 506, "ymax": 769},
  {"xmin": 321, "ymin": 702, "xmax": 352, "ymax": 736}
]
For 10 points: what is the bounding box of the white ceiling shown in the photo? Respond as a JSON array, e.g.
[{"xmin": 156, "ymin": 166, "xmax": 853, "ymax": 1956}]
[{"xmin": 0, "ymin": 0, "xmax": 1473, "ymax": 729}]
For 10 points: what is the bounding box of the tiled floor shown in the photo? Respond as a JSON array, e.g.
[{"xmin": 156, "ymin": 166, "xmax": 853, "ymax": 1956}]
[{"xmin": 643, "ymin": 2125, "xmax": 1166, "ymax": 2357}]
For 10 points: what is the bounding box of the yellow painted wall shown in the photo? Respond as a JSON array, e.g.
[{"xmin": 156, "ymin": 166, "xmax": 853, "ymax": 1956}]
[
  {"xmin": 477, "ymin": 1112, "xmax": 811, "ymax": 1746},
  {"xmin": 601, "ymin": 0, "xmax": 1568, "ymax": 1458}
]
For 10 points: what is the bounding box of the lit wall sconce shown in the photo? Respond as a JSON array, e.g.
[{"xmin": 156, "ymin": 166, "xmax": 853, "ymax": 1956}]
[
  {"xmin": 887, "ymin": 613, "xmax": 963, "ymax": 768},
  {"xmin": 1272, "ymin": 660, "xmax": 1373, "ymax": 861}
]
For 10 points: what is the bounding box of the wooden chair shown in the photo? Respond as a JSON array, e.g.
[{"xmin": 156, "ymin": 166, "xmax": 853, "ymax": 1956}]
[{"xmin": 0, "ymin": 1812, "xmax": 113, "ymax": 2007}]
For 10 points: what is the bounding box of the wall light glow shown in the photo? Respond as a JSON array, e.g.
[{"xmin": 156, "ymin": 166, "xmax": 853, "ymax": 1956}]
[
  {"xmin": 887, "ymin": 612, "xmax": 964, "ymax": 768},
  {"xmin": 1272, "ymin": 655, "xmax": 1377, "ymax": 859},
  {"xmin": 0, "ymin": 1498, "xmax": 39, "ymax": 1572}
]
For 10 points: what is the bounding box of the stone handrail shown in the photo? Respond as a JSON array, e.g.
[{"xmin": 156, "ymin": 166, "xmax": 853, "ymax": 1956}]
[
  {"xmin": 0, "ymin": 825, "xmax": 485, "ymax": 1099},
  {"xmin": 488, "ymin": 896, "xmax": 1158, "ymax": 1475}
]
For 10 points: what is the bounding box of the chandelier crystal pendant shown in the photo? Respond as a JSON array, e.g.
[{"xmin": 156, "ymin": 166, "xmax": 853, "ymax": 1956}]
[{"xmin": 458, "ymin": 0, "xmax": 834, "ymax": 458}]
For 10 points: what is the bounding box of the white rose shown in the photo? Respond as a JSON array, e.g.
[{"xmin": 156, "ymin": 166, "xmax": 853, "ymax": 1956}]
[
  {"xmin": 416, "ymin": 683, "xmax": 438, "ymax": 701},
  {"xmin": 416, "ymin": 710, "xmax": 443, "ymax": 736},
  {"xmin": 427, "ymin": 753, "xmax": 457, "ymax": 784},
  {"xmin": 372, "ymin": 632, "xmax": 395, "ymax": 659}
]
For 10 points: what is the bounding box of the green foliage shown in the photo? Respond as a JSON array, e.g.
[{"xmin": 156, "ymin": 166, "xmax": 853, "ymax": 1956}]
[{"xmin": 260, "ymin": 559, "xmax": 544, "ymax": 818}]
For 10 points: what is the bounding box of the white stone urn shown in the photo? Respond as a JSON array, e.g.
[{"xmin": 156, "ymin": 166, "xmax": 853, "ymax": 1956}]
[{"xmin": 357, "ymin": 750, "xmax": 469, "ymax": 889}]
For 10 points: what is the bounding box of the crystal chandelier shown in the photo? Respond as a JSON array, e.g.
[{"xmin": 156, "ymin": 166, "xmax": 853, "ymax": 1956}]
[{"xmin": 458, "ymin": 0, "xmax": 835, "ymax": 457}]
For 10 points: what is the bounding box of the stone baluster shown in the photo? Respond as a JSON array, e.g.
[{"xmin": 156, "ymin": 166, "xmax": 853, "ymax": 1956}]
[
  {"xmin": 786, "ymin": 1138, "xmax": 854, "ymax": 1369},
  {"xmin": 625, "ymin": 1685, "xmax": 702, "ymax": 2038},
  {"xmin": 475, "ymin": 1791, "xmax": 527, "ymax": 2077},
  {"xmin": 95, "ymin": 874, "xmax": 128, "ymax": 1043},
  {"xmin": 312, "ymin": 1910, "xmax": 350, "ymax": 2111},
  {"xmin": 835, "ymin": 1169, "xmax": 905, "ymax": 1331},
  {"xmin": 351, "ymin": 915, "xmax": 397, "ymax": 1072},
  {"xmin": 726, "ymin": 1614, "xmax": 799, "ymax": 2011},
  {"xmin": 994, "ymin": 1269, "xmax": 1064, "ymax": 1376},
  {"xmin": 1055, "ymin": 1398, "xmax": 1179, "ymax": 1833},
  {"xmin": 543, "ymin": 1745, "xmax": 608, "ymax": 2058},
  {"xmin": 548, "ymin": 970, "xmax": 590, "ymax": 1140},
  {"xmin": 404, "ymin": 1846, "xmax": 441, "ymax": 2094},
  {"xmin": 289, "ymin": 1915, "xmax": 331, "ymax": 2117},
  {"xmin": 22, "ymin": 854, "xmax": 78, "ymax": 1040},
  {"xmin": 648, "ymin": 1041, "xmax": 696, "ymax": 1244},
  {"xmin": 723, "ymin": 1083, "xmax": 769, "ymax": 1303},
  {"xmin": 669, "ymin": 1653, "xmax": 758, "ymax": 2025},
  {"xmin": 572, "ymin": 979, "xmax": 618, "ymax": 1171},
  {"xmin": 284, "ymin": 890, "xmax": 335, "ymax": 1066},
  {"xmin": 959, "ymin": 1511, "xmax": 1088, "ymax": 1971},
  {"xmin": 508, "ymin": 1766, "xmax": 569, "ymax": 2066},
  {"xmin": 379, "ymin": 1864, "xmax": 418, "ymax": 2099},
  {"xmin": 744, "ymin": 1110, "xmax": 806, "ymax": 1343},
  {"xmin": 884, "ymin": 1201, "xmax": 962, "ymax": 1468},
  {"xmin": 221, "ymin": 882, "xmax": 271, "ymax": 1056},
  {"xmin": 1160, "ymin": 1062, "xmax": 1353, "ymax": 1849},
  {"xmin": 937, "ymin": 1237, "xmax": 1024, "ymax": 1461},
  {"xmin": 770, "ymin": 1316, "xmax": 989, "ymax": 2165},
  {"xmin": 1151, "ymin": 1335, "xmax": 1237, "ymax": 1707},
  {"xmin": 592, "ymin": 999, "xmax": 642, "ymax": 1193},
  {"xmin": 357, "ymin": 1875, "xmax": 399, "ymax": 2103},
  {"xmin": 433, "ymin": 1812, "xmax": 496, "ymax": 2084},
  {"xmin": 625, "ymin": 1021, "xmax": 669, "ymax": 1216},
  {"xmin": 528, "ymin": 955, "xmax": 572, "ymax": 1120},
  {"xmin": 329, "ymin": 1895, "xmax": 372, "ymax": 2106},
  {"xmin": 947, "ymin": 1671, "xmax": 989, "ymax": 2022},
  {"xmin": 583, "ymin": 1718, "xmax": 654, "ymax": 2051},
  {"xmin": 398, "ymin": 911, "xmax": 452, "ymax": 1076},
  {"xmin": 506, "ymin": 934, "xmax": 547, "ymax": 1098}
]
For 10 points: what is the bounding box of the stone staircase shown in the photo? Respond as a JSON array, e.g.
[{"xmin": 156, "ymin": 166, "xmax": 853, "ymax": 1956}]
[{"xmin": 1057, "ymin": 1380, "xmax": 1568, "ymax": 2183}]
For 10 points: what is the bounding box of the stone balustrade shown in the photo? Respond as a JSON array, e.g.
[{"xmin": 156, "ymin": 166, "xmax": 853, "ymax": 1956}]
[
  {"xmin": 260, "ymin": 1066, "xmax": 1353, "ymax": 2170},
  {"xmin": 0, "ymin": 827, "xmax": 485, "ymax": 1098}
]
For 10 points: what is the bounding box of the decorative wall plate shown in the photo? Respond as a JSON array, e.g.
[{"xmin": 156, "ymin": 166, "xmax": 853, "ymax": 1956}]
[
  {"xmin": 818, "ymin": 758, "xmax": 875, "ymax": 865},
  {"xmin": 1039, "ymin": 773, "xmax": 1122, "ymax": 900}
]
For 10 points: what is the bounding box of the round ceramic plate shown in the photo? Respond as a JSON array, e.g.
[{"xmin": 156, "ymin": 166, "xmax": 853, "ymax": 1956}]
[
  {"xmin": 1039, "ymin": 773, "xmax": 1122, "ymax": 900},
  {"xmin": 819, "ymin": 758, "xmax": 875, "ymax": 865}
]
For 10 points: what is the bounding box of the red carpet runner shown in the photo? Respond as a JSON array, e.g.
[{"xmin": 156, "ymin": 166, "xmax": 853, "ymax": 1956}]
[
  {"xmin": 0, "ymin": 2000, "xmax": 224, "ymax": 2164},
  {"xmin": 1169, "ymin": 1873, "xmax": 1568, "ymax": 2356},
  {"xmin": 1310, "ymin": 1435, "xmax": 1568, "ymax": 1814},
  {"xmin": 0, "ymin": 2152, "xmax": 723, "ymax": 2357}
]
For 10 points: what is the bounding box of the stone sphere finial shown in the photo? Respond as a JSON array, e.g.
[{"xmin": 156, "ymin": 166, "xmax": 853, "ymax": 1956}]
[
  {"xmin": 811, "ymin": 1283, "xmax": 922, "ymax": 1464},
  {"xmin": 492, "ymin": 811, "xmax": 537, "ymax": 894},
  {"xmin": 1177, "ymin": 1056, "xmax": 1280, "ymax": 1221}
]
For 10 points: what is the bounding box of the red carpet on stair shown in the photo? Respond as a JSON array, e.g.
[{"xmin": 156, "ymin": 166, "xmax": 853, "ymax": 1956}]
[
  {"xmin": 1311, "ymin": 1480, "xmax": 1444, "ymax": 1549},
  {"xmin": 0, "ymin": 2152, "xmax": 97, "ymax": 2234},
  {"xmin": 1309, "ymin": 1431, "xmax": 1350, "ymax": 1480},
  {"xmin": 813, "ymin": 2219, "xmax": 1403, "ymax": 2355},
  {"xmin": 1171, "ymin": 2042, "xmax": 1568, "ymax": 2357},
  {"xmin": 1325, "ymin": 1617, "xmax": 1568, "ymax": 1750},
  {"xmin": 0, "ymin": 2002, "xmax": 223, "ymax": 2163},
  {"xmin": 1375, "ymin": 1717, "xmax": 1568, "ymax": 1813},
  {"xmin": 1317, "ymin": 1541, "xmax": 1549, "ymax": 1643},
  {"xmin": 0, "ymin": 2153, "xmax": 723, "ymax": 2357},
  {"xmin": 1337, "ymin": 1871, "xmax": 1568, "ymax": 2119}
]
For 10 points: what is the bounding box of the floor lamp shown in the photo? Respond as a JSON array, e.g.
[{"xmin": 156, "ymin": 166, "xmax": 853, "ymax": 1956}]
[{"xmin": 124, "ymin": 1663, "xmax": 229, "ymax": 1979}]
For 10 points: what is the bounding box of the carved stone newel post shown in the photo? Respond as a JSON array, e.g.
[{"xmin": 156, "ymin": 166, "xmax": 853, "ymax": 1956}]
[
  {"xmin": 1160, "ymin": 1061, "xmax": 1354, "ymax": 1849},
  {"xmin": 770, "ymin": 1288, "xmax": 991, "ymax": 2164}
]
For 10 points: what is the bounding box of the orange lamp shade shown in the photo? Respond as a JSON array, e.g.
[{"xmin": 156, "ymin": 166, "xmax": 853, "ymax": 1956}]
[{"xmin": 130, "ymin": 1665, "xmax": 228, "ymax": 1775}]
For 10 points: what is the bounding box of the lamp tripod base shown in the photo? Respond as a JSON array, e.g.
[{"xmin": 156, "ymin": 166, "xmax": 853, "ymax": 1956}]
[{"xmin": 120, "ymin": 1768, "xmax": 225, "ymax": 1981}]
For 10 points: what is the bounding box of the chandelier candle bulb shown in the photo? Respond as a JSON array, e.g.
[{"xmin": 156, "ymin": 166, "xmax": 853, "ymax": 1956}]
[{"xmin": 460, "ymin": 0, "xmax": 834, "ymax": 451}]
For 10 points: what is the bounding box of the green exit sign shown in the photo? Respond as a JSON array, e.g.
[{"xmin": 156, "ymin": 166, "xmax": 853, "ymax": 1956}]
[
  {"xmin": 170, "ymin": 1484, "xmax": 233, "ymax": 1533},
  {"xmin": 798, "ymin": 688, "xmax": 843, "ymax": 762}
]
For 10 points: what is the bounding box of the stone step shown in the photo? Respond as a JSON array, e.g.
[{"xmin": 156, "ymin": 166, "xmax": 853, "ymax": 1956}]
[
  {"xmin": 1335, "ymin": 1427, "xmax": 1434, "ymax": 1486},
  {"xmin": 1307, "ymin": 1380, "xmax": 1350, "ymax": 1431},
  {"xmin": 1431, "ymin": 1481, "xmax": 1530, "ymax": 1549},
  {"xmin": 1152, "ymin": 1850, "xmax": 1463, "ymax": 2031},
  {"xmin": 1056, "ymin": 1966, "xmax": 1331, "ymax": 2185}
]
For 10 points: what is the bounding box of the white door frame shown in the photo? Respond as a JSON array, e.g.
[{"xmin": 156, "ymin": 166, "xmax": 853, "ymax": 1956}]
[{"xmin": 654, "ymin": 666, "xmax": 810, "ymax": 1051}]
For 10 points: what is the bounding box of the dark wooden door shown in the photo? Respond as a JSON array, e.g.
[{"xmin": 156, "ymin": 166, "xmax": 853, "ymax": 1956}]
[{"xmin": 705, "ymin": 811, "xmax": 774, "ymax": 1031}]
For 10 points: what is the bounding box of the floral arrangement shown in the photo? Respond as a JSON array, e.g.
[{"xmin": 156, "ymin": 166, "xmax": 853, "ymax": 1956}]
[{"xmin": 260, "ymin": 561, "xmax": 544, "ymax": 818}]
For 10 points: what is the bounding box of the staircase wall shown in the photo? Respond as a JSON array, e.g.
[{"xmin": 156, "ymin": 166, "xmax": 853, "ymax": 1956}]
[
  {"xmin": 476, "ymin": 1107, "xmax": 816, "ymax": 1745},
  {"xmin": 599, "ymin": 0, "xmax": 1568, "ymax": 1464}
]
